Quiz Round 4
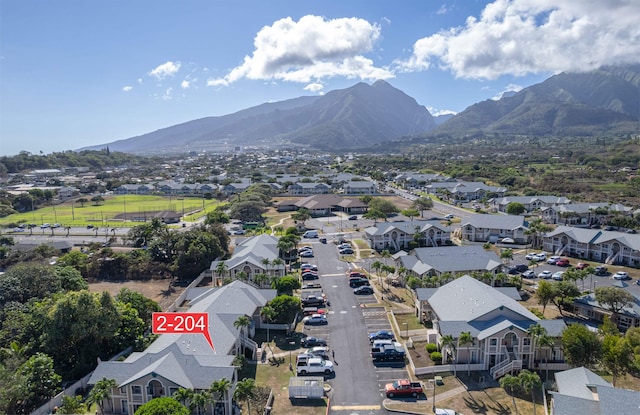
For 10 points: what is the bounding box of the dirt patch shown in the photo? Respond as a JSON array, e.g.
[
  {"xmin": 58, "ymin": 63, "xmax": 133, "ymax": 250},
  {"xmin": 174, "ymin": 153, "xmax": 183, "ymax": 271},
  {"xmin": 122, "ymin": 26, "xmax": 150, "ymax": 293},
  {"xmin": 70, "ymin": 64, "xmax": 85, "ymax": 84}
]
[{"xmin": 88, "ymin": 279, "xmax": 185, "ymax": 310}]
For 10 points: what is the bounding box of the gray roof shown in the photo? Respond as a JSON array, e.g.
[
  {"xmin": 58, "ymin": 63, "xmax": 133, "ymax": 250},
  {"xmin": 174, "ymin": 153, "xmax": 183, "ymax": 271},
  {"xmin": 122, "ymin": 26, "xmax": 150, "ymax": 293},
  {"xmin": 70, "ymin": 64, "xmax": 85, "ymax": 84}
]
[
  {"xmin": 211, "ymin": 234, "xmax": 283, "ymax": 271},
  {"xmin": 428, "ymin": 275, "xmax": 539, "ymax": 323},
  {"xmin": 89, "ymin": 280, "xmax": 276, "ymax": 388},
  {"xmin": 413, "ymin": 246, "xmax": 503, "ymax": 274},
  {"xmin": 493, "ymin": 195, "xmax": 571, "ymax": 205},
  {"xmin": 365, "ymin": 220, "xmax": 449, "ymax": 237},
  {"xmin": 546, "ymin": 226, "xmax": 640, "ymax": 251},
  {"xmin": 555, "ymin": 367, "xmax": 611, "ymax": 400},
  {"xmin": 546, "ymin": 202, "xmax": 633, "ymax": 215},
  {"xmin": 461, "ymin": 214, "xmax": 528, "ymax": 230},
  {"xmin": 574, "ymin": 292, "xmax": 640, "ymax": 319},
  {"xmin": 596, "ymin": 385, "xmax": 640, "ymax": 414}
]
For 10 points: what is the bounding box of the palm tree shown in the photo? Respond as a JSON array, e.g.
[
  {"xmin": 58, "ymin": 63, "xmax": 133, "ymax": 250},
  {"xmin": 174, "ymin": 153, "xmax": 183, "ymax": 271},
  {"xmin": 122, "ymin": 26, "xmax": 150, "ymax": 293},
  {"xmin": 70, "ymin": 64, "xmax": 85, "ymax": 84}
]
[
  {"xmin": 234, "ymin": 378, "xmax": 256, "ymax": 415},
  {"xmin": 440, "ymin": 334, "xmax": 457, "ymax": 376},
  {"xmin": 173, "ymin": 388, "xmax": 193, "ymax": 408},
  {"xmin": 271, "ymin": 257, "xmax": 284, "ymax": 275},
  {"xmin": 87, "ymin": 377, "xmax": 117, "ymax": 414},
  {"xmin": 459, "ymin": 331, "xmax": 474, "ymax": 375},
  {"xmin": 253, "ymin": 273, "xmax": 269, "ymax": 288},
  {"xmin": 215, "ymin": 261, "xmax": 228, "ymax": 285},
  {"xmin": 371, "ymin": 260, "xmax": 383, "ymax": 283},
  {"xmin": 233, "ymin": 315, "xmax": 252, "ymax": 356},
  {"xmin": 210, "ymin": 378, "xmax": 232, "ymax": 413},
  {"xmin": 527, "ymin": 323, "xmax": 547, "ymax": 369},
  {"xmin": 261, "ymin": 257, "xmax": 271, "ymax": 275},
  {"xmin": 261, "ymin": 305, "xmax": 276, "ymax": 343},
  {"xmin": 537, "ymin": 334, "xmax": 555, "ymax": 382},
  {"xmin": 500, "ymin": 374, "xmax": 520, "ymax": 415},
  {"xmin": 411, "ymin": 197, "xmax": 433, "ymax": 218},
  {"xmin": 518, "ymin": 370, "xmax": 541, "ymax": 415},
  {"xmin": 190, "ymin": 391, "xmax": 212, "ymax": 415}
]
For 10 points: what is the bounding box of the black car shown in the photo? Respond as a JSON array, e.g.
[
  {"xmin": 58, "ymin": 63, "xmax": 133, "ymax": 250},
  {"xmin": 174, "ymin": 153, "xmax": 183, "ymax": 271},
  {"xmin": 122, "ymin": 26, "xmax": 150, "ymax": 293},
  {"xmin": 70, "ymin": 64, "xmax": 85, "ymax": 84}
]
[
  {"xmin": 348, "ymin": 215, "xmax": 357, "ymax": 220},
  {"xmin": 302, "ymin": 272, "xmax": 319, "ymax": 280},
  {"xmin": 368, "ymin": 330, "xmax": 395, "ymax": 343},
  {"xmin": 301, "ymin": 336, "xmax": 327, "ymax": 347},
  {"xmin": 508, "ymin": 264, "xmax": 529, "ymax": 274},
  {"xmin": 349, "ymin": 278, "xmax": 370, "ymax": 288},
  {"xmin": 354, "ymin": 286, "xmax": 374, "ymax": 295}
]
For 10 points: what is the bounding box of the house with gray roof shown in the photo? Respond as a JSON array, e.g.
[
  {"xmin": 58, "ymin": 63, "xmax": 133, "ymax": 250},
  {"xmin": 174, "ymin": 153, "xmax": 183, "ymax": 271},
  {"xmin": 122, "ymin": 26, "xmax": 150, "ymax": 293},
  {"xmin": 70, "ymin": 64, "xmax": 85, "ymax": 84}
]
[
  {"xmin": 398, "ymin": 246, "xmax": 503, "ymax": 279},
  {"xmin": 550, "ymin": 367, "xmax": 640, "ymax": 415},
  {"xmin": 541, "ymin": 202, "xmax": 633, "ymax": 226},
  {"xmin": 572, "ymin": 291, "xmax": 640, "ymax": 332},
  {"xmin": 490, "ymin": 195, "xmax": 571, "ymax": 213},
  {"xmin": 88, "ymin": 281, "xmax": 277, "ymax": 415},
  {"xmin": 343, "ymin": 180, "xmax": 377, "ymax": 195},
  {"xmin": 543, "ymin": 225, "xmax": 640, "ymax": 266},
  {"xmin": 425, "ymin": 181, "xmax": 507, "ymax": 202},
  {"xmin": 276, "ymin": 194, "xmax": 367, "ymax": 216},
  {"xmin": 210, "ymin": 234, "xmax": 285, "ymax": 286},
  {"xmin": 415, "ymin": 276, "xmax": 567, "ymax": 379},
  {"xmin": 288, "ymin": 182, "xmax": 331, "ymax": 195},
  {"xmin": 364, "ymin": 220, "xmax": 451, "ymax": 252},
  {"xmin": 460, "ymin": 214, "xmax": 529, "ymax": 244}
]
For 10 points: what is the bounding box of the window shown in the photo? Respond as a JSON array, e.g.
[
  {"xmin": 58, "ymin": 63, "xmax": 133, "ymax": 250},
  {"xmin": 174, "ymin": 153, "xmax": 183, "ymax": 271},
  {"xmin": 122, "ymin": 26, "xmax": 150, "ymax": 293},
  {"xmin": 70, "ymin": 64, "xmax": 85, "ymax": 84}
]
[
  {"xmin": 121, "ymin": 400, "xmax": 128, "ymax": 415},
  {"xmin": 490, "ymin": 339, "xmax": 497, "ymax": 346},
  {"xmin": 169, "ymin": 387, "xmax": 179, "ymax": 396},
  {"xmin": 131, "ymin": 385, "xmax": 142, "ymax": 395},
  {"xmin": 119, "ymin": 387, "xmax": 126, "ymax": 394},
  {"xmin": 523, "ymin": 338, "xmax": 531, "ymax": 346}
]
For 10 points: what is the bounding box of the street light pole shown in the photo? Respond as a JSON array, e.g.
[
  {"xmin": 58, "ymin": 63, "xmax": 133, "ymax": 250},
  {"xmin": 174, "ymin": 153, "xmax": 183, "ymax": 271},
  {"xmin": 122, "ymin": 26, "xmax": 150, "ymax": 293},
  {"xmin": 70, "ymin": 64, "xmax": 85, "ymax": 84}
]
[{"xmin": 432, "ymin": 378, "xmax": 437, "ymax": 413}]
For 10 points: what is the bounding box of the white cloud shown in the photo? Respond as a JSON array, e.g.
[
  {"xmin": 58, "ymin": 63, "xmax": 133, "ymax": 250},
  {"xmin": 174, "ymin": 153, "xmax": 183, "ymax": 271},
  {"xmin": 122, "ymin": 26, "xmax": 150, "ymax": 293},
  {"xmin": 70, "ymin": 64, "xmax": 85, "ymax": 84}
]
[
  {"xmin": 207, "ymin": 15, "xmax": 393, "ymax": 87},
  {"xmin": 428, "ymin": 106, "xmax": 457, "ymax": 116},
  {"xmin": 436, "ymin": 4, "xmax": 449, "ymax": 15},
  {"xmin": 162, "ymin": 88, "xmax": 173, "ymax": 101},
  {"xmin": 399, "ymin": 0, "xmax": 640, "ymax": 79},
  {"xmin": 304, "ymin": 82, "xmax": 324, "ymax": 92},
  {"xmin": 149, "ymin": 61, "xmax": 181, "ymax": 80},
  {"xmin": 492, "ymin": 83, "xmax": 523, "ymax": 100},
  {"xmin": 181, "ymin": 80, "xmax": 190, "ymax": 89},
  {"xmin": 122, "ymin": 86, "xmax": 133, "ymax": 92},
  {"xmin": 137, "ymin": 78, "xmax": 143, "ymax": 84}
]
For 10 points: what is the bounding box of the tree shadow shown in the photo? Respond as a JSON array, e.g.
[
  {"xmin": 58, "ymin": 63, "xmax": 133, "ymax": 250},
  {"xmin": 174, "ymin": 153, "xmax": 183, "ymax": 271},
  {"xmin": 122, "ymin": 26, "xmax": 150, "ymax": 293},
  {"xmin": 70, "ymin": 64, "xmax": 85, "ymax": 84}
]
[{"xmin": 463, "ymin": 396, "xmax": 488, "ymax": 414}]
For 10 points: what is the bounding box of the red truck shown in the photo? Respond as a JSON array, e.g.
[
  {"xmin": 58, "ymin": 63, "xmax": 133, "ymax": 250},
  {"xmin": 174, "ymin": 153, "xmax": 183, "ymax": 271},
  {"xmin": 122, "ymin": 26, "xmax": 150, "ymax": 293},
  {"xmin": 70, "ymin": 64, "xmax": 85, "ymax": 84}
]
[{"xmin": 384, "ymin": 379, "xmax": 423, "ymax": 398}]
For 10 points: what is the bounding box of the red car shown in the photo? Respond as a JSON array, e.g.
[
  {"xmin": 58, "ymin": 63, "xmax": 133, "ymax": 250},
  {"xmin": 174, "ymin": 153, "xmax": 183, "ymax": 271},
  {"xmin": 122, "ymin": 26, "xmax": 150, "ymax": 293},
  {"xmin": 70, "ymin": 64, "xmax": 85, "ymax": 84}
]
[
  {"xmin": 556, "ymin": 258, "xmax": 570, "ymax": 267},
  {"xmin": 575, "ymin": 262, "xmax": 589, "ymax": 269}
]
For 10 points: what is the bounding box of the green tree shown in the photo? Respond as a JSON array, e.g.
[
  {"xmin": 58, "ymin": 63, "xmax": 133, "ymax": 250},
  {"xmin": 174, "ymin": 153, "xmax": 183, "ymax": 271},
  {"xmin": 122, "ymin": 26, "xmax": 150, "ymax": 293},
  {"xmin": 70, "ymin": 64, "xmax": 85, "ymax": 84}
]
[
  {"xmin": 58, "ymin": 395, "xmax": 86, "ymax": 414},
  {"xmin": 267, "ymin": 295, "xmax": 302, "ymax": 324},
  {"xmin": 189, "ymin": 391, "xmax": 212, "ymax": 415},
  {"xmin": 173, "ymin": 388, "xmax": 193, "ymax": 407},
  {"xmin": 595, "ymin": 286, "xmax": 635, "ymax": 326},
  {"xmin": 548, "ymin": 281, "xmax": 581, "ymax": 316},
  {"xmin": 205, "ymin": 210, "xmax": 230, "ymax": 225},
  {"xmin": 440, "ymin": 334, "xmax": 457, "ymax": 376},
  {"xmin": 535, "ymin": 280, "xmax": 554, "ymax": 315},
  {"xmin": 134, "ymin": 397, "xmax": 189, "ymax": 415},
  {"xmin": 234, "ymin": 378, "xmax": 256, "ymax": 415},
  {"xmin": 18, "ymin": 353, "xmax": 62, "ymax": 413},
  {"xmin": 401, "ymin": 208, "xmax": 419, "ymax": 221},
  {"xmin": 210, "ymin": 378, "xmax": 232, "ymax": 413},
  {"xmin": 562, "ymin": 323, "xmax": 602, "ymax": 368},
  {"xmin": 459, "ymin": 331, "xmax": 474, "ymax": 375},
  {"xmin": 261, "ymin": 305, "xmax": 276, "ymax": 343},
  {"xmin": 518, "ymin": 369, "xmax": 541, "ymax": 415},
  {"xmin": 506, "ymin": 202, "xmax": 525, "ymax": 215},
  {"xmin": 499, "ymin": 374, "xmax": 520, "ymax": 415},
  {"xmin": 115, "ymin": 287, "xmax": 161, "ymax": 325},
  {"xmin": 411, "ymin": 197, "xmax": 433, "ymax": 217},
  {"xmin": 233, "ymin": 315, "xmax": 252, "ymax": 356},
  {"xmin": 291, "ymin": 208, "xmax": 311, "ymax": 227},
  {"xmin": 272, "ymin": 275, "xmax": 300, "ymax": 296},
  {"xmin": 87, "ymin": 377, "xmax": 117, "ymax": 414},
  {"xmin": 602, "ymin": 334, "xmax": 632, "ymax": 386}
]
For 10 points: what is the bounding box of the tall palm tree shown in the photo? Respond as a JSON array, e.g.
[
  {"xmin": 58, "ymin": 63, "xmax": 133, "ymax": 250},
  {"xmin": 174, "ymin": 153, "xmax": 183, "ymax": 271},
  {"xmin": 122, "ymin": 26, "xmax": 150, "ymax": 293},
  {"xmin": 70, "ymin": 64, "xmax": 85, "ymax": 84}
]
[
  {"xmin": 459, "ymin": 331, "xmax": 474, "ymax": 375},
  {"xmin": 233, "ymin": 315, "xmax": 252, "ymax": 356},
  {"xmin": 518, "ymin": 370, "xmax": 541, "ymax": 415},
  {"xmin": 537, "ymin": 334, "xmax": 555, "ymax": 382},
  {"xmin": 173, "ymin": 388, "xmax": 192, "ymax": 408},
  {"xmin": 271, "ymin": 257, "xmax": 284, "ymax": 275},
  {"xmin": 440, "ymin": 334, "xmax": 457, "ymax": 376},
  {"xmin": 500, "ymin": 374, "xmax": 520, "ymax": 415},
  {"xmin": 87, "ymin": 377, "xmax": 117, "ymax": 415},
  {"xmin": 190, "ymin": 391, "xmax": 212, "ymax": 415},
  {"xmin": 234, "ymin": 378, "xmax": 256, "ymax": 415},
  {"xmin": 261, "ymin": 305, "xmax": 276, "ymax": 343},
  {"xmin": 215, "ymin": 261, "xmax": 228, "ymax": 285},
  {"xmin": 261, "ymin": 257, "xmax": 271, "ymax": 275},
  {"xmin": 527, "ymin": 324, "xmax": 547, "ymax": 369},
  {"xmin": 210, "ymin": 378, "xmax": 231, "ymax": 413}
]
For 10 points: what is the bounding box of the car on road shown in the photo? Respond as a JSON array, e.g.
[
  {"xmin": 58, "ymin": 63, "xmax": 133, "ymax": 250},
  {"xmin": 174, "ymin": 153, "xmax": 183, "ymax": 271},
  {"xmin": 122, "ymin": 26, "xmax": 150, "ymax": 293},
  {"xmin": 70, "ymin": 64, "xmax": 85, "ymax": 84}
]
[
  {"xmin": 338, "ymin": 243, "xmax": 351, "ymax": 250},
  {"xmin": 86, "ymin": 224, "xmax": 94, "ymax": 229},
  {"xmin": 232, "ymin": 229, "xmax": 246, "ymax": 235},
  {"xmin": 369, "ymin": 330, "xmax": 395, "ymax": 343},
  {"xmin": 613, "ymin": 271, "xmax": 631, "ymax": 280},
  {"xmin": 303, "ymin": 314, "xmax": 328, "ymax": 326},
  {"xmin": 556, "ymin": 258, "xmax": 571, "ymax": 267},
  {"xmin": 522, "ymin": 270, "xmax": 536, "ymax": 279},
  {"xmin": 552, "ymin": 271, "xmax": 565, "ymax": 281},
  {"xmin": 444, "ymin": 214, "xmax": 455, "ymax": 220},
  {"xmin": 53, "ymin": 223, "xmax": 61, "ymax": 228},
  {"xmin": 594, "ymin": 266, "xmax": 608, "ymax": 275},
  {"xmin": 538, "ymin": 270, "xmax": 552, "ymax": 279},
  {"xmin": 301, "ymin": 263, "xmax": 318, "ymax": 271},
  {"xmin": 40, "ymin": 223, "xmax": 50, "ymax": 229},
  {"xmin": 575, "ymin": 262, "xmax": 589, "ymax": 270},
  {"xmin": 500, "ymin": 237, "xmax": 515, "ymax": 244},
  {"xmin": 348, "ymin": 215, "xmax": 358, "ymax": 220},
  {"xmin": 13, "ymin": 227, "xmax": 25, "ymax": 232},
  {"xmin": 300, "ymin": 336, "xmax": 327, "ymax": 348},
  {"xmin": 299, "ymin": 250, "xmax": 314, "ymax": 258},
  {"xmin": 319, "ymin": 237, "xmax": 327, "ymax": 243},
  {"xmin": 354, "ymin": 286, "xmax": 374, "ymax": 295}
]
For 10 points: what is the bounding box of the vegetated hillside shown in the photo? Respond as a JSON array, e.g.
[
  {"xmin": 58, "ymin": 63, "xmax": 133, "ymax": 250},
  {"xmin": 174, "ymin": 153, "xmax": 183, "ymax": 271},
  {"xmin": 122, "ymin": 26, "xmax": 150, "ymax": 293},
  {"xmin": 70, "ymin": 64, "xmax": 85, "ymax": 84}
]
[
  {"xmin": 80, "ymin": 80, "xmax": 436, "ymax": 154},
  {"xmin": 431, "ymin": 64, "xmax": 640, "ymax": 137}
]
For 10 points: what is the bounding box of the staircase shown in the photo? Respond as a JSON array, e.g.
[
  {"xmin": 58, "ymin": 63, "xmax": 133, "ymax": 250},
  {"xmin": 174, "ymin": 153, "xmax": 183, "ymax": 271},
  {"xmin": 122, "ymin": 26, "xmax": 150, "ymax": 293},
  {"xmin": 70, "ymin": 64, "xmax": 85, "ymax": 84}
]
[
  {"xmin": 605, "ymin": 251, "xmax": 620, "ymax": 265},
  {"xmin": 555, "ymin": 245, "xmax": 567, "ymax": 255}
]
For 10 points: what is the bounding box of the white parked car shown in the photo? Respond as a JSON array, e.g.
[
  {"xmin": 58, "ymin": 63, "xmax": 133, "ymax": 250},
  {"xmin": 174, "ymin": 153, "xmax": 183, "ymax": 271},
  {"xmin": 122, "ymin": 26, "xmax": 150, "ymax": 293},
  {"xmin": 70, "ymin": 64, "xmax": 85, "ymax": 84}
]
[
  {"xmin": 613, "ymin": 271, "xmax": 630, "ymax": 280},
  {"xmin": 538, "ymin": 270, "xmax": 552, "ymax": 279},
  {"xmin": 552, "ymin": 271, "xmax": 565, "ymax": 281},
  {"xmin": 547, "ymin": 256, "xmax": 561, "ymax": 265}
]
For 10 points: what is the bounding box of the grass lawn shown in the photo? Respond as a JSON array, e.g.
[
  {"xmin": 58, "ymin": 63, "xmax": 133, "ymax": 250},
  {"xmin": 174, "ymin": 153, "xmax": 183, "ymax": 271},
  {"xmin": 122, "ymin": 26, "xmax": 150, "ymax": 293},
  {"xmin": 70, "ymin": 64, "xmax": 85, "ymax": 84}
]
[
  {"xmin": 0, "ymin": 195, "xmax": 222, "ymax": 228},
  {"xmin": 394, "ymin": 312, "xmax": 424, "ymax": 331}
]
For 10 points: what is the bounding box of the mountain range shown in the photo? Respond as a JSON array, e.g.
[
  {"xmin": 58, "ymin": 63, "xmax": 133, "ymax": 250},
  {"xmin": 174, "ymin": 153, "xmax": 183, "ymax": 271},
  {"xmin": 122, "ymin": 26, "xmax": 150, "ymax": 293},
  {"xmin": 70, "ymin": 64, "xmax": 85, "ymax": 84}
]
[{"xmin": 82, "ymin": 65, "xmax": 640, "ymax": 154}]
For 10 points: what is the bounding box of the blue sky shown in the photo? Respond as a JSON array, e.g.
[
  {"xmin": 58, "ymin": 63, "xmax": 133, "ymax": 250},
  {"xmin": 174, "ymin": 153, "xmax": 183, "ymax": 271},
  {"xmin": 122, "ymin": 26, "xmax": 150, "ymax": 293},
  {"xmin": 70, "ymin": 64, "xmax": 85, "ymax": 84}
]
[{"xmin": 2, "ymin": 0, "xmax": 639, "ymax": 156}]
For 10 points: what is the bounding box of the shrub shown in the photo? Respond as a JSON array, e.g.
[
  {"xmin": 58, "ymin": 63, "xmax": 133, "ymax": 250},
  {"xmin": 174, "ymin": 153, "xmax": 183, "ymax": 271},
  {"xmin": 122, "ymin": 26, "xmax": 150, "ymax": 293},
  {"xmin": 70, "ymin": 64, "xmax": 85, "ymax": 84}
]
[
  {"xmin": 430, "ymin": 351, "xmax": 443, "ymax": 364},
  {"xmin": 426, "ymin": 343, "xmax": 438, "ymax": 353}
]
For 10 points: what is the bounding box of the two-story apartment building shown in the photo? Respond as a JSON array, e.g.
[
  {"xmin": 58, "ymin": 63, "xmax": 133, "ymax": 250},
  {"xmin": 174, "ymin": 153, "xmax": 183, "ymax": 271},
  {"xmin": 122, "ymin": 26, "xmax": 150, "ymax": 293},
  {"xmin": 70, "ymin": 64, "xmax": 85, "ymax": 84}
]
[
  {"xmin": 364, "ymin": 220, "xmax": 451, "ymax": 252},
  {"xmin": 416, "ymin": 276, "xmax": 567, "ymax": 379},
  {"xmin": 460, "ymin": 214, "xmax": 529, "ymax": 244},
  {"xmin": 490, "ymin": 196, "xmax": 571, "ymax": 213},
  {"xmin": 398, "ymin": 246, "xmax": 504, "ymax": 279}
]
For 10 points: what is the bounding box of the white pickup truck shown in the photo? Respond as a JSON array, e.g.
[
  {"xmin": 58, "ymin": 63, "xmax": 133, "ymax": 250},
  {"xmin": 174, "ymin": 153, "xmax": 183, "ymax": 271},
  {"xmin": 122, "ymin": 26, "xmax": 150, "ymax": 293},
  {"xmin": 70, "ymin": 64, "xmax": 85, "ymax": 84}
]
[{"xmin": 296, "ymin": 357, "xmax": 334, "ymax": 375}]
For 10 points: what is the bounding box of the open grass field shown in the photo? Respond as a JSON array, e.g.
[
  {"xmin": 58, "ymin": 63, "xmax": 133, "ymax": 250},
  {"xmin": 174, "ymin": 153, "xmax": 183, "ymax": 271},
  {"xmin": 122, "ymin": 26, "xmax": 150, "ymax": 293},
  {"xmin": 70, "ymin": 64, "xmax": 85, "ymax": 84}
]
[{"xmin": 0, "ymin": 195, "xmax": 222, "ymax": 228}]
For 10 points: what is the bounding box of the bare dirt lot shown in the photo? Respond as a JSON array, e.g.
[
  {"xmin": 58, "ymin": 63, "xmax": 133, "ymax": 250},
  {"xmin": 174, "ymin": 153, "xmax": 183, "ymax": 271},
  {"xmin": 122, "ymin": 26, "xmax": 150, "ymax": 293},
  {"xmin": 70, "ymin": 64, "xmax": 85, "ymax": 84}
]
[{"xmin": 88, "ymin": 279, "xmax": 185, "ymax": 310}]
